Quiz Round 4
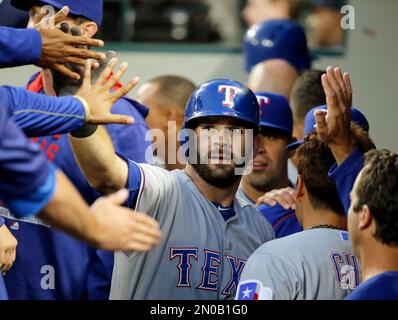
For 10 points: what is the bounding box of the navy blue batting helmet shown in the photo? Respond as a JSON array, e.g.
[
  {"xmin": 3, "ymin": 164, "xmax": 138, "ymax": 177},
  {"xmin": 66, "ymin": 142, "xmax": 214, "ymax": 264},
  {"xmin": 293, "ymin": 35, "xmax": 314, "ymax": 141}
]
[
  {"xmin": 244, "ymin": 19, "xmax": 311, "ymax": 74},
  {"xmin": 184, "ymin": 79, "xmax": 260, "ymax": 129}
]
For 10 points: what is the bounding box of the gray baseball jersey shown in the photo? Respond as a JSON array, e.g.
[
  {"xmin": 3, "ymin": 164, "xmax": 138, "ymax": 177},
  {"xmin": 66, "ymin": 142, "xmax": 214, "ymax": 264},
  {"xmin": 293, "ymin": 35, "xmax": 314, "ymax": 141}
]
[
  {"xmin": 236, "ymin": 187, "xmax": 256, "ymax": 206},
  {"xmin": 110, "ymin": 161, "xmax": 275, "ymax": 300},
  {"xmin": 236, "ymin": 229, "xmax": 361, "ymax": 300}
]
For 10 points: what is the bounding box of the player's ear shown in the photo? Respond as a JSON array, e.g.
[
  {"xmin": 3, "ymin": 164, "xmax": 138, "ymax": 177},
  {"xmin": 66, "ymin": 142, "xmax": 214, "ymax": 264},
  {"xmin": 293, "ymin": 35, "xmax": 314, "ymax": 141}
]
[
  {"xmin": 358, "ymin": 204, "xmax": 373, "ymax": 231},
  {"xmin": 296, "ymin": 175, "xmax": 305, "ymax": 200},
  {"xmin": 80, "ymin": 21, "xmax": 98, "ymax": 38}
]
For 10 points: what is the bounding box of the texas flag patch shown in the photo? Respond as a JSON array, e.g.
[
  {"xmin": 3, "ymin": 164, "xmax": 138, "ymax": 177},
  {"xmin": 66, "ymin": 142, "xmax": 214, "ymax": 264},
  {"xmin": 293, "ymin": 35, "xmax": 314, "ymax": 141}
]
[{"xmin": 235, "ymin": 280, "xmax": 273, "ymax": 300}]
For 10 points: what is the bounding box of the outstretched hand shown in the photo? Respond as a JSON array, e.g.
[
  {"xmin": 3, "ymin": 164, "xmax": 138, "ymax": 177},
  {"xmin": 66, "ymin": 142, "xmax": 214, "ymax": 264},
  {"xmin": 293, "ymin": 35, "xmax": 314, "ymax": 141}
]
[
  {"xmin": 75, "ymin": 58, "xmax": 140, "ymax": 125},
  {"xmin": 314, "ymin": 66, "xmax": 356, "ymax": 164}
]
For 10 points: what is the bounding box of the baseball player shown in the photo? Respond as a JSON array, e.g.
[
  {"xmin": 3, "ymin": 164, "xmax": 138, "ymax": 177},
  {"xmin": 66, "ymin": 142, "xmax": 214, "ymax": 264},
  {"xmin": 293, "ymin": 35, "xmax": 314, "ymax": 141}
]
[
  {"xmin": 313, "ymin": 67, "xmax": 398, "ymax": 300},
  {"xmin": 0, "ymin": 82, "xmax": 161, "ymax": 301},
  {"xmin": 2, "ymin": 0, "xmax": 155, "ymax": 300},
  {"xmin": 135, "ymin": 75, "xmax": 196, "ymax": 171},
  {"xmin": 68, "ymin": 79, "xmax": 275, "ymax": 299},
  {"xmin": 236, "ymin": 92, "xmax": 301, "ymax": 238},
  {"xmin": 237, "ymin": 92, "xmax": 295, "ymax": 206},
  {"xmin": 236, "ymin": 130, "xmax": 361, "ymax": 300}
]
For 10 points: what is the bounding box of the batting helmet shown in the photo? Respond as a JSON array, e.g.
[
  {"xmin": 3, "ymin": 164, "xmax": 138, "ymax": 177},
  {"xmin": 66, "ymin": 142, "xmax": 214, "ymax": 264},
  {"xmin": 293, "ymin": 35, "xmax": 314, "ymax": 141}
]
[
  {"xmin": 244, "ymin": 19, "xmax": 311, "ymax": 73},
  {"xmin": 256, "ymin": 92, "xmax": 293, "ymax": 136},
  {"xmin": 11, "ymin": 0, "xmax": 103, "ymax": 26},
  {"xmin": 184, "ymin": 79, "xmax": 260, "ymax": 130}
]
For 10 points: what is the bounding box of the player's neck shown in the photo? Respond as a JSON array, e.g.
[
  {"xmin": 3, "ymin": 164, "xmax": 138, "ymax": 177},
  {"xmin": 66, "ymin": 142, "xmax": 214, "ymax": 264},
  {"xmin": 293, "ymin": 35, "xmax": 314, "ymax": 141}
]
[
  {"xmin": 302, "ymin": 203, "xmax": 347, "ymax": 230},
  {"xmin": 358, "ymin": 240, "xmax": 398, "ymax": 283},
  {"xmin": 185, "ymin": 165, "xmax": 239, "ymax": 207},
  {"xmin": 241, "ymin": 175, "xmax": 290, "ymax": 204}
]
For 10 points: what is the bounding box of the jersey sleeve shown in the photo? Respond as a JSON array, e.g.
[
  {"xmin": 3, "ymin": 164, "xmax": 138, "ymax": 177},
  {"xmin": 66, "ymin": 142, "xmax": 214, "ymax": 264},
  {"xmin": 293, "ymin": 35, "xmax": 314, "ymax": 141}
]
[
  {"xmin": 328, "ymin": 147, "xmax": 364, "ymax": 213},
  {"xmin": 258, "ymin": 204, "xmax": 302, "ymax": 238},
  {"xmin": 119, "ymin": 153, "xmax": 175, "ymax": 218},
  {"xmin": 0, "ymin": 27, "xmax": 42, "ymax": 68},
  {"xmin": 1, "ymin": 86, "xmax": 86, "ymax": 136},
  {"xmin": 106, "ymin": 98, "xmax": 153, "ymax": 164},
  {"xmin": 0, "ymin": 104, "xmax": 51, "ymax": 202},
  {"xmin": 237, "ymin": 250, "xmax": 301, "ymax": 300}
]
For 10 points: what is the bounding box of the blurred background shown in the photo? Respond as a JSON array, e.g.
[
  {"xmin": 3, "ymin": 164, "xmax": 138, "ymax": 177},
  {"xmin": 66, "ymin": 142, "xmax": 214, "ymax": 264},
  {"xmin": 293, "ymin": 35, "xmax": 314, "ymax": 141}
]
[{"xmin": 0, "ymin": 0, "xmax": 397, "ymax": 151}]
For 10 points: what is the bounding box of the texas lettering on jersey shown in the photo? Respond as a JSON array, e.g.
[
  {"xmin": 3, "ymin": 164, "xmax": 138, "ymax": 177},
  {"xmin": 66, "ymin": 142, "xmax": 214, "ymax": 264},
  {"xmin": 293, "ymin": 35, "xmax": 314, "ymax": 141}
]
[
  {"xmin": 31, "ymin": 135, "xmax": 60, "ymax": 162},
  {"xmin": 170, "ymin": 247, "xmax": 246, "ymax": 296}
]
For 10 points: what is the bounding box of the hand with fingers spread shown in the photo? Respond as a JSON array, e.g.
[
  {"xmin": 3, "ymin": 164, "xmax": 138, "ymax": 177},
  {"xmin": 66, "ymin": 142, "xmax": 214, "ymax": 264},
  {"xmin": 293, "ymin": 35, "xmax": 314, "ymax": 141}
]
[
  {"xmin": 256, "ymin": 187, "xmax": 296, "ymax": 210},
  {"xmin": 314, "ymin": 66, "xmax": 356, "ymax": 164},
  {"xmin": 89, "ymin": 189, "xmax": 162, "ymax": 252},
  {"xmin": 74, "ymin": 58, "xmax": 140, "ymax": 125},
  {"xmin": 0, "ymin": 225, "xmax": 18, "ymax": 275},
  {"xmin": 33, "ymin": 6, "xmax": 106, "ymax": 80}
]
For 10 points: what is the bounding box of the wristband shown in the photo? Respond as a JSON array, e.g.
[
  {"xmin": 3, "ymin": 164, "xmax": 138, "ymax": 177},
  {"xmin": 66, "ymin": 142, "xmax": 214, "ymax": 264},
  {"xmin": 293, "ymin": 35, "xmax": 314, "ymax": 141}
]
[{"xmin": 74, "ymin": 95, "xmax": 90, "ymax": 121}]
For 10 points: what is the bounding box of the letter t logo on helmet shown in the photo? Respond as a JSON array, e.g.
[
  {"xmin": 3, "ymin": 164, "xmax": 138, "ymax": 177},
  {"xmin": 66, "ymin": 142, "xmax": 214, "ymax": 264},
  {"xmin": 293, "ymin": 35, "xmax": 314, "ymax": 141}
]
[{"xmin": 218, "ymin": 85, "xmax": 241, "ymax": 108}]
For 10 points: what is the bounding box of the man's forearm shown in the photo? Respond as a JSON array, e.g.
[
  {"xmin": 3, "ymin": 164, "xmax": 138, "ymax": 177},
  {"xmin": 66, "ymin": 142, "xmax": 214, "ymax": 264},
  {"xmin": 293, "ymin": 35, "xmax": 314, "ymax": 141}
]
[
  {"xmin": 69, "ymin": 125, "xmax": 128, "ymax": 194},
  {"xmin": 1, "ymin": 86, "xmax": 86, "ymax": 137},
  {"xmin": 0, "ymin": 27, "xmax": 41, "ymax": 68},
  {"xmin": 38, "ymin": 171, "xmax": 101, "ymax": 247}
]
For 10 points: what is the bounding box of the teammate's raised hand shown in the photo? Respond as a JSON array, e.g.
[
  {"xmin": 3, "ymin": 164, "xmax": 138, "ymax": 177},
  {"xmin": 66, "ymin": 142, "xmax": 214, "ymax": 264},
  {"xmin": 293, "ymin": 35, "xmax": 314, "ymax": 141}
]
[
  {"xmin": 74, "ymin": 58, "xmax": 140, "ymax": 125},
  {"xmin": 314, "ymin": 66, "xmax": 356, "ymax": 164},
  {"xmin": 256, "ymin": 187, "xmax": 296, "ymax": 210},
  {"xmin": 89, "ymin": 189, "xmax": 162, "ymax": 252},
  {"xmin": 33, "ymin": 6, "xmax": 106, "ymax": 80}
]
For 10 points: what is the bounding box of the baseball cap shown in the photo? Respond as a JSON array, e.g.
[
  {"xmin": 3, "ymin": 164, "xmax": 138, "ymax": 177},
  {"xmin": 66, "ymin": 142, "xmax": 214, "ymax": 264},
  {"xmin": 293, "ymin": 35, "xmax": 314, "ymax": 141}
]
[
  {"xmin": 244, "ymin": 19, "xmax": 312, "ymax": 73},
  {"xmin": 11, "ymin": 0, "xmax": 103, "ymax": 26},
  {"xmin": 286, "ymin": 105, "xmax": 369, "ymax": 150},
  {"xmin": 256, "ymin": 92, "xmax": 293, "ymax": 136}
]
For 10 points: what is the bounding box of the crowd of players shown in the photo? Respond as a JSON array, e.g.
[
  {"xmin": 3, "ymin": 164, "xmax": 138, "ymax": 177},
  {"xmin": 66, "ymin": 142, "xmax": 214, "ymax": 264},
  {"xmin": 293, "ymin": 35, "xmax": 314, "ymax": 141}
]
[{"xmin": 0, "ymin": 0, "xmax": 397, "ymax": 300}]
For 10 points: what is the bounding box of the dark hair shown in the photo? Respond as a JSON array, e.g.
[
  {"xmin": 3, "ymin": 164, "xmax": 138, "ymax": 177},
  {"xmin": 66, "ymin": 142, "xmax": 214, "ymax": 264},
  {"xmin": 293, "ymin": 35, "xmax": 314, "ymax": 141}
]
[
  {"xmin": 148, "ymin": 76, "xmax": 196, "ymax": 112},
  {"xmin": 296, "ymin": 131, "xmax": 345, "ymax": 215},
  {"xmin": 353, "ymin": 149, "xmax": 398, "ymax": 246},
  {"xmin": 290, "ymin": 69, "xmax": 326, "ymax": 121}
]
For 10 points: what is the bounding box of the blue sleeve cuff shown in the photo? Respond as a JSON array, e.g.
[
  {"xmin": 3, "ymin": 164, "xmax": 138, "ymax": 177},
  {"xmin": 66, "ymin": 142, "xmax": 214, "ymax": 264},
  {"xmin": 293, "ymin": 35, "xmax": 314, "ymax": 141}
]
[
  {"xmin": 116, "ymin": 152, "xmax": 143, "ymax": 209},
  {"xmin": 329, "ymin": 147, "xmax": 364, "ymax": 180},
  {"xmin": 0, "ymin": 216, "xmax": 4, "ymax": 227},
  {"xmin": 30, "ymin": 29, "xmax": 43, "ymax": 65},
  {"xmin": 6, "ymin": 165, "xmax": 56, "ymax": 218}
]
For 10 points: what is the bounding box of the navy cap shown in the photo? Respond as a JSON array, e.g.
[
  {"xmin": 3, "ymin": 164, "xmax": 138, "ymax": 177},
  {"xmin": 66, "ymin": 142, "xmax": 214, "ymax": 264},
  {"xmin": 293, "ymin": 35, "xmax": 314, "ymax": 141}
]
[
  {"xmin": 286, "ymin": 105, "xmax": 369, "ymax": 150},
  {"xmin": 255, "ymin": 92, "xmax": 293, "ymax": 136},
  {"xmin": 244, "ymin": 19, "xmax": 312, "ymax": 74},
  {"xmin": 11, "ymin": 0, "xmax": 103, "ymax": 26}
]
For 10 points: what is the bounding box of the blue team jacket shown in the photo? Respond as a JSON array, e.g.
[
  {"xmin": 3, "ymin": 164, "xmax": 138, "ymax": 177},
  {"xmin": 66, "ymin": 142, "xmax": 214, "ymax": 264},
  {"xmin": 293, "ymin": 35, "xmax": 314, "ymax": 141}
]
[{"xmin": 3, "ymin": 73, "xmax": 153, "ymax": 300}]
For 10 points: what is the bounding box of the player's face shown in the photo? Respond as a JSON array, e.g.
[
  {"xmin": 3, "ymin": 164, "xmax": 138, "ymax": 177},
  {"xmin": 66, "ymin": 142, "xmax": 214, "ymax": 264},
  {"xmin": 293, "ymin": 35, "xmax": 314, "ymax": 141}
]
[
  {"xmin": 347, "ymin": 170, "xmax": 363, "ymax": 256},
  {"xmin": 244, "ymin": 131, "xmax": 290, "ymax": 190},
  {"xmin": 190, "ymin": 119, "xmax": 253, "ymax": 187}
]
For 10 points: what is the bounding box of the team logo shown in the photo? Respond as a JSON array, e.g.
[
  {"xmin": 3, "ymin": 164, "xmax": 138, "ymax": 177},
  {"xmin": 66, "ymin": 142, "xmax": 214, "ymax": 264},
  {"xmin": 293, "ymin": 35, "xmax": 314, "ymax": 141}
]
[
  {"xmin": 236, "ymin": 280, "xmax": 272, "ymax": 300},
  {"xmin": 10, "ymin": 221, "xmax": 19, "ymax": 231},
  {"xmin": 218, "ymin": 85, "xmax": 241, "ymax": 108},
  {"xmin": 256, "ymin": 95, "xmax": 271, "ymax": 117}
]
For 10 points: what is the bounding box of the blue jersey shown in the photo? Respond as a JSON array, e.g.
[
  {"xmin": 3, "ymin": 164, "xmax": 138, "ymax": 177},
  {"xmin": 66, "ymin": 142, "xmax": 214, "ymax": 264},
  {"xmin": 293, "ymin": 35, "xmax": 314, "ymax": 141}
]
[
  {"xmin": 257, "ymin": 204, "xmax": 302, "ymax": 238},
  {"xmin": 345, "ymin": 271, "xmax": 398, "ymax": 300},
  {"xmin": 1, "ymin": 85, "xmax": 86, "ymax": 136},
  {"xmin": 3, "ymin": 74, "xmax": 153, "ymax": 300},
  {"xmin": 329, "ymin": 147, "xmax": 364, "ymax": 214},
  {"xmin": 0, "ymin": 26, "xmax": 41, "ymax": 67}
]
